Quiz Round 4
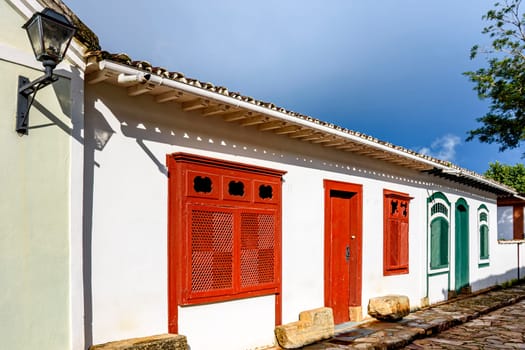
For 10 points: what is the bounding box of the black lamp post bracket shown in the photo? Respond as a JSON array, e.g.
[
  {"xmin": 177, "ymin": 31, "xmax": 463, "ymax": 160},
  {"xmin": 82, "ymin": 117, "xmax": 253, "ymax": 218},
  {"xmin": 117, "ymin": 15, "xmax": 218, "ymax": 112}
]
[{"xmin": 16, "ymin": 60, "xmax": 59, "ymax": 135}]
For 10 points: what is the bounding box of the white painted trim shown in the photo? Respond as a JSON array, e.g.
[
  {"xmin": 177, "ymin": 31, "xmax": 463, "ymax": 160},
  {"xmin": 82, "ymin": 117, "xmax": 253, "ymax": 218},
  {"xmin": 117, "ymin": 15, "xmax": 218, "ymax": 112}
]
[
  {"xmin": 6, "ymin": 0, "xmax": 40, "ymax": 19},
  {"xmin": 427, "ymin": 197, "xmax": 451, "ymax": 275},
  {"xmin": 478, "ymin": 206, "xmax": 490, "ymax": 266}
]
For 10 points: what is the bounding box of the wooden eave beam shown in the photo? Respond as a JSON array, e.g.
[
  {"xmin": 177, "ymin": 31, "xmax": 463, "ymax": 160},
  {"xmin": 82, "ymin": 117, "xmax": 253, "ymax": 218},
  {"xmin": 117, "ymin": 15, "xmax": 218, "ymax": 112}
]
[
  {"xmin": 300, "ymin": 133, "xmax": 325, "ymax": 142},
  {"xmin": 274, "ymin": 125, "xmax": 301, "ymax": 135},
  {"xmin": 222, "ymin": 111, "xmax": 250, "ymax": 122},
  {"xmin": 128, "ymin": 83, "xmax": 158, "ymax": 97},
  {"xmin": 181, "ymin": 98, "xmax": 209, "ymax": 111},
  {"xmin": 289, "ymin": 129, "xmax": 315, "ymax": 139},
  {"xmin": 240, "ymin": 115, "xmax": 267, "ymax": 126},
  {"xmin": 311, "ymin": 136, "xmax": 336, "ymax": 144},
  {"xmin": 155, "ymin": 90, "xmax": 184, "ymax": 103},
  {"xmin": 202, "ymin": 104, "xmax": 231, "ymax": 116},
  {"xmin": 86, "ymin": 70, "xmax": 112, "ymax": 84},
  {"xmin": 355, "ymin": 149, "xmax": 377, "ymax": 156},
  {"xmin": 323, "ymin": 139, "xmax": 346, "ymax": 147},
  {"xmin": 498, "ymin": 198, "xmax": 525, "ymax": 206},
  {"xmin": 258, "ymin": 121, "xmax": 286, "ymax": 131},
  {"xmin": 389, "ymin": 158, "xmax": 417, "ymax": 167},
  {"xmin": 335, "ymin": 142, "xmax": 359, "ymax": 150},
  {"xmin": 372, "ymin": 155, "xmax": 392, "ymax": 161}
]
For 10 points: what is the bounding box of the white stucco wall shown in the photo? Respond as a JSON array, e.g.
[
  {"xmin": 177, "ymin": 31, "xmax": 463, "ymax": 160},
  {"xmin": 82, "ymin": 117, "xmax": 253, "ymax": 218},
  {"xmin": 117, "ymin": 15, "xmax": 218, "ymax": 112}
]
[{"xmin": 85, "ymin": 80, "xmax": 524, "ymax": 350}]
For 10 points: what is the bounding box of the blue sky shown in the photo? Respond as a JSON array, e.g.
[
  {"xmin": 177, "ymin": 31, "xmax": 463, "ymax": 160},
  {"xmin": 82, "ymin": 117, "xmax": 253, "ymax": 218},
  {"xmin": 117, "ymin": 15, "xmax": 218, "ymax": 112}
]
[{"xmin": 64, "ymin": 0, "xmax": 523, "ymax": 173}]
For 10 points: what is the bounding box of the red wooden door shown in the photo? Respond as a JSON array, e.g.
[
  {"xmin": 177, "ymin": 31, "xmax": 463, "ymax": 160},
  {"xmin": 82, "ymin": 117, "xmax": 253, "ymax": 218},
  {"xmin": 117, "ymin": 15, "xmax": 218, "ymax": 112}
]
[{"xmin": 324, "ymin": 180, "xmax": 362, "ymax": 324}]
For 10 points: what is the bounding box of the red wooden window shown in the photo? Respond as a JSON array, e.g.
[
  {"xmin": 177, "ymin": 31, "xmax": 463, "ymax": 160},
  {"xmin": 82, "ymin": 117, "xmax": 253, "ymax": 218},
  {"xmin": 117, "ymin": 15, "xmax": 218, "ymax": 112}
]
[
  {"xmin": 167, "ymin": 153, "xmax": 285, "ymax": 331},
  {"xmin": 383, "ymin": 189, "xmax": 412, "ymax": 276}
]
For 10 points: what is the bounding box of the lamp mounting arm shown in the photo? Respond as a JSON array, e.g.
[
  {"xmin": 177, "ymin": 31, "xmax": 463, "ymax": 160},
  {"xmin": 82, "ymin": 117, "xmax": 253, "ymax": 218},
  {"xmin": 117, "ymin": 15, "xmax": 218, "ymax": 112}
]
[{"xmin": 16, "ymin": 60, "xmax": 59, "ymax": 135}]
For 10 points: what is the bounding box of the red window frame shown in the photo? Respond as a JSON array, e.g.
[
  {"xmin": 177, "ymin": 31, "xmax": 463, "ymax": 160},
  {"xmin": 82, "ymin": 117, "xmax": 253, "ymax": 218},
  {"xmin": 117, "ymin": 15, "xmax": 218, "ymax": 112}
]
[
  {"xmin": 383, "ymin": 189, "xmax": 412, "ymax": 276},
  {"xmin": 167, "ymin": 153, "xmax": 285, "ymax": 332}
]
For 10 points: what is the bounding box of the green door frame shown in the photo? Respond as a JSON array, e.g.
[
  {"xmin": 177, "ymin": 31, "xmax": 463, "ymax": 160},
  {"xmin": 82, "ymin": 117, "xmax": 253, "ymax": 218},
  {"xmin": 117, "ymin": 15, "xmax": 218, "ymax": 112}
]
[{"xmin": 455, "ymin": 198, "xmax": 469, "ymax": 293}]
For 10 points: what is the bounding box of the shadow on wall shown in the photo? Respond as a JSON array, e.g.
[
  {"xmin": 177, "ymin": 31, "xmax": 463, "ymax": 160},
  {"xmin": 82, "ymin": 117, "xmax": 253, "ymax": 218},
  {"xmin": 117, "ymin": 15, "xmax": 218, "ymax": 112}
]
[
  {"xmin": 431, "ymin": 267, "xmax": 523, "ymax": 307},
  {"xmin": 28, "ymin": 68, "xmax": 78, "ymax": 139},
  {"xmin": 471, "ymin": 268, "xmax": 525, "ymax": 293}
]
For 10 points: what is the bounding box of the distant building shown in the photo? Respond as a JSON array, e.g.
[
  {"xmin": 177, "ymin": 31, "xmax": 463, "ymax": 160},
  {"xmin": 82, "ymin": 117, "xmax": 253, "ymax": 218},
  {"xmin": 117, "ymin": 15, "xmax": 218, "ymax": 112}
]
[
  {"xmin": 2, "ymin": 1, "xmax": 524, "ymax": 349},
  {"xmin": 497, "ymin": 194, "xmax": 525, "ymax": 240}
]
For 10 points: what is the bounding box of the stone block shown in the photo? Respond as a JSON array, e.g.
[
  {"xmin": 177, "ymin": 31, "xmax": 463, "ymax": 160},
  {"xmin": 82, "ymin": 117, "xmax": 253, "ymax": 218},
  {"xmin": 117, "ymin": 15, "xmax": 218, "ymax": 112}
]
[
  {"xmin": 89, "ymin": 334, "xmax": 188, "ymax": 350},
  {"xmin": 275, "ymin": 307, "xmax": 335, "ymax": 349},
  {"xmin": 368, "ymin": 295, "xmax": 410, "ymax": 321},
  {"xmin": 349, "ymin": 306, "xmax": 363, "ymax": 322},
  {"xmin": 420, "ymin": 296, "xmax": 429, "ymax": 308}
]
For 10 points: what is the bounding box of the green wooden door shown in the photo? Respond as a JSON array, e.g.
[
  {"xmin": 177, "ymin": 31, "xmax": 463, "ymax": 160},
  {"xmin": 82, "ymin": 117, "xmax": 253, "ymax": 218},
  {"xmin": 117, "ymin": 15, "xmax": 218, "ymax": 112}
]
[{"xmin": 455, "ymin": 200, "xmax": 469, "ymax": 293}]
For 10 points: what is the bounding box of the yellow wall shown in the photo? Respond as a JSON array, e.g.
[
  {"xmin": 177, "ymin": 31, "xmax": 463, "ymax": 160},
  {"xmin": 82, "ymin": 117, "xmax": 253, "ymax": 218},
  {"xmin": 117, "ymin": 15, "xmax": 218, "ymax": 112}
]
[
  {"xmin": 0, "ymin": 1, "xmax": 33, "ymax": 54},
  {"xmin": 0, "ymin": 1, "xmax": 71, "ymax": 349}
]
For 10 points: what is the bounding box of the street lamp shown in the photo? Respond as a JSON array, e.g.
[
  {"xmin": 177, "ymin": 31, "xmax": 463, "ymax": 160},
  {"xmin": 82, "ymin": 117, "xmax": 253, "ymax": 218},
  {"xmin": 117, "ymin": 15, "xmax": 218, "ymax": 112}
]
[{"xmin": 16, "ymin": 8, "xmax": 76, "ymax": 135}]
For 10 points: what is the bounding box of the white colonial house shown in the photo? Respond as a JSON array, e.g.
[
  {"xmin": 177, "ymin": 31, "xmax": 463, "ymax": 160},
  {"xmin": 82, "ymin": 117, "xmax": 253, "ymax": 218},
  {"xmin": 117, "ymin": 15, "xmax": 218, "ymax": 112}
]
[{"xmin": 2, "ymin": 1, "xmax": 524, "ymax": 350}]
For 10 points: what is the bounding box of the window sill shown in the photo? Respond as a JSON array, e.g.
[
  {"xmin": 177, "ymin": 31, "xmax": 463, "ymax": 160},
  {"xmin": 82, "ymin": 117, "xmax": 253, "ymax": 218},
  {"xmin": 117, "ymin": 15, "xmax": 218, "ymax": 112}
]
[
  {"xmin": 428, "ymin": 266, "xmax": 449, "ymax": 276},
  {"xmin": 181, "ymin": 287, "xmax": 280, "ymax": 306},
  {"xmin": 383, "ymin": 268, "xmax": 409, "ymax": 276}
]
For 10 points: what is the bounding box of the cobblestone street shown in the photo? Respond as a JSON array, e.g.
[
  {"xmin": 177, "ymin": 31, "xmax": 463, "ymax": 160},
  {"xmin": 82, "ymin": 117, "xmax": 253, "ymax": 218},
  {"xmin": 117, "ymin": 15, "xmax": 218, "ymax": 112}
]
[
  {"xmin": 298, "ymin": 283, "xmax": 525, "ymax": 349},
  {"xmin": 404, "ymin": 299, "xmax": 525, "ymax": 349}
]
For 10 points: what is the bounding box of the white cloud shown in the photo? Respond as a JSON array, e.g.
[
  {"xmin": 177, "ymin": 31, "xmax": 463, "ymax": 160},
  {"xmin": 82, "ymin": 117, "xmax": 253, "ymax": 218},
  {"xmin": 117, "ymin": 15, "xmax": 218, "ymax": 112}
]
[{"xmin": 418, "ymin": 134, "xmax": 461, "ymax": 162}]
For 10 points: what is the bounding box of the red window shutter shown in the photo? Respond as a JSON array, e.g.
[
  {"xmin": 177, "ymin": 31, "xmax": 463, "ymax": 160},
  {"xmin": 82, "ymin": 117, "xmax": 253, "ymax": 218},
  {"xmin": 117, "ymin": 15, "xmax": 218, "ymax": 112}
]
[
  {"xmin": 383, "ymin": 190, "xmax": 411, "ymax": 275},
  {"xmin": 387, "ymin": 219, "xmax": 400, "ymax": 268},
  {"xmin": 190, "ymin": 209, "xmax": 234, "ymax": 294},
  {"xmin": 240, "ymin": 211, "xmax": 276, "ymax": 288},
  {"xmin": 399, "ymin": 221, "xmax": 409, "ymax": 268}
]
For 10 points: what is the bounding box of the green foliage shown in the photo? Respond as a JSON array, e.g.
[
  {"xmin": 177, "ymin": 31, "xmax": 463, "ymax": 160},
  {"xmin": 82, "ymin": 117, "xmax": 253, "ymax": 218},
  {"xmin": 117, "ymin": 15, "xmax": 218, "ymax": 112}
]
[
  {"xmin": 464, "ymin": 0, "xmax": 525, "ymax": 153},
  {"xmin": 500, "ymin": 278, "xmax": 519, "ymax": 288},
  {"xmin": 484, "ymin": 161, "xmax": 525, "ymax": 193}
]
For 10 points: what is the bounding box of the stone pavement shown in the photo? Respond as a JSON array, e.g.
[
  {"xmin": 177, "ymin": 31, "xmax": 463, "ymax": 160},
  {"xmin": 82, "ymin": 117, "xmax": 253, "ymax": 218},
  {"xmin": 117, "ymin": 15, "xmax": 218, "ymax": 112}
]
[
  {"xmin": 297, "ymin": 282, "xmax": 525, "ymax": 349},
  {"xmin": 404, "ymin": 299, "xmax": 525, "ymax": 349}
]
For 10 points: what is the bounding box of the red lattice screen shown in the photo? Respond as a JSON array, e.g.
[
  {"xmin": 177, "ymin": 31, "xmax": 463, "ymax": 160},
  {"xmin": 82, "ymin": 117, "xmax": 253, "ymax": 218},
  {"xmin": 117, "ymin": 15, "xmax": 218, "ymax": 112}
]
[
  {"xmin": 191, "ymin": 209, "xmax": 234, "ymax": 293},
  {"xmin": 240, "ymin": 212, "xmax": 276, "ymax": 288}
]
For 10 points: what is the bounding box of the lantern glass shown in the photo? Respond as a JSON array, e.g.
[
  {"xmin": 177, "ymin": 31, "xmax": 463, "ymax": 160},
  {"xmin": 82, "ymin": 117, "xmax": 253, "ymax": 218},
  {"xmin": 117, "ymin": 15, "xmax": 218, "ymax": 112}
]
[{"xmin": 23, "ymin": 8, "xmax": 76, "ymax": 63}]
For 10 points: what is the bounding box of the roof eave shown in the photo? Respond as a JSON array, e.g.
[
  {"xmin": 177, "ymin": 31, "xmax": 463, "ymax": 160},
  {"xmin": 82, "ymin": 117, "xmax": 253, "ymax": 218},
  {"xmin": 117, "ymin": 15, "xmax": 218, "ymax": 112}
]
[{"xmin": 85, "ymin": 58, "xmax": 517, "ymax": 198}]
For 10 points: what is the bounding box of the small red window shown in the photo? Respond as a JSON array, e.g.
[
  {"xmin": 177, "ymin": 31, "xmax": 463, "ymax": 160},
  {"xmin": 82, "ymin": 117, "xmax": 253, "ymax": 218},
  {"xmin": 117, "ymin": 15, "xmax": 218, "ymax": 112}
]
[
  {"xmin": 167, "ymin": 153, "xmax": 285, "ymax": 331},
  {"xmin": 383, "ymin": 189, "xmax": 412, "ymax": 276}
]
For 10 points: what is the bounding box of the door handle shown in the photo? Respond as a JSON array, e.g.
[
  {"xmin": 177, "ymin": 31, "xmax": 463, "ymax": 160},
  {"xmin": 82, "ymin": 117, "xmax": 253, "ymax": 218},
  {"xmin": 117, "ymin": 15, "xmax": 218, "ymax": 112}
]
[{"xmin": 346, "ymin": 246, "xmax": 350, "ymax": 261}]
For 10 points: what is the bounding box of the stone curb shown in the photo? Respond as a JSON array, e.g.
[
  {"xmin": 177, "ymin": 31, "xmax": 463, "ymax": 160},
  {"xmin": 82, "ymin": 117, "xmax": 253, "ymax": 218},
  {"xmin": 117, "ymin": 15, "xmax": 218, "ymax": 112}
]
[
  {"xmin": 89, "ymin": 334, "xmax": 188, "ymax": 350},
  {"xmin": 308, "ymin": 284, "xmax": 525, "ymax": 349}
]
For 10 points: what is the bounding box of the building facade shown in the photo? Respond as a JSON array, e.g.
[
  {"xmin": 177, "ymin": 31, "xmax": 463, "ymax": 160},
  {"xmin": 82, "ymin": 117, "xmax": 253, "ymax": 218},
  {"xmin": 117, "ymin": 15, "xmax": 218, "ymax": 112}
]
[
  {"xmin": 81, "ymin": 56, "xmax": 524, "ymax": 349},
  {"xmin": 1, "ymin": 1, "xmax": 524, "ymax": 350}
]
